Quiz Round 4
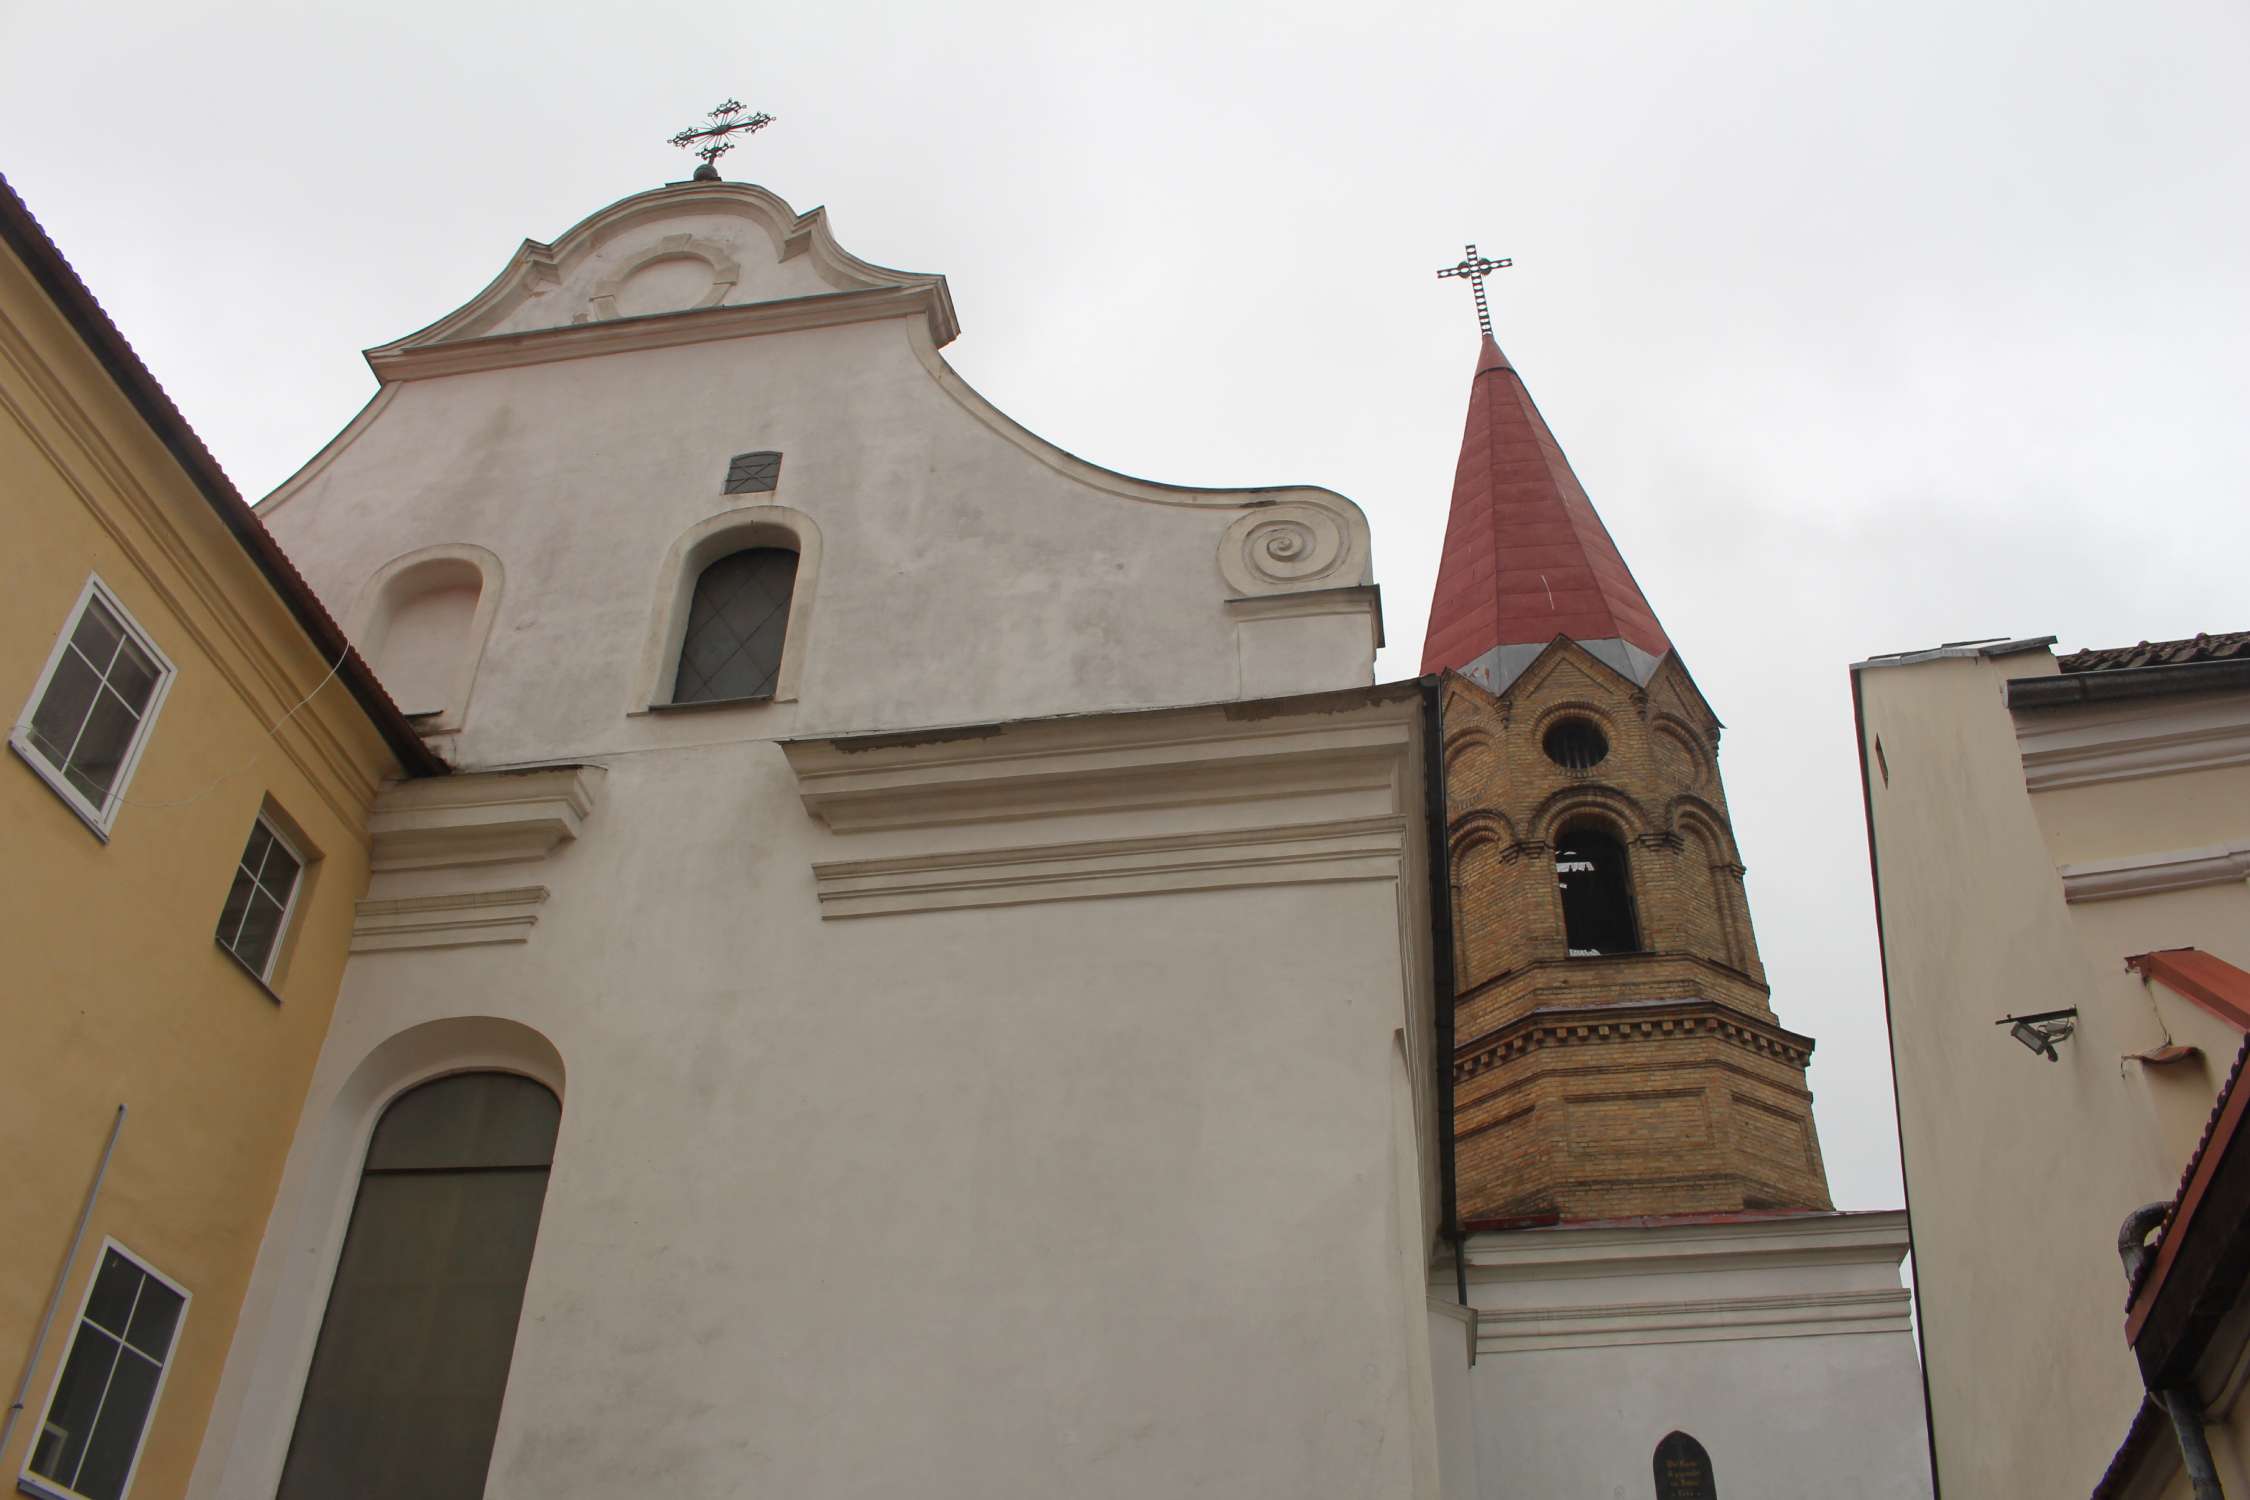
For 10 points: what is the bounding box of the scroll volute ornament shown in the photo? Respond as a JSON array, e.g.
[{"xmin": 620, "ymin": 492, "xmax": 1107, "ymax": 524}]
[{"xmin": 1217, "ymin": 500, "xmax": 1365, "ymax": 595}]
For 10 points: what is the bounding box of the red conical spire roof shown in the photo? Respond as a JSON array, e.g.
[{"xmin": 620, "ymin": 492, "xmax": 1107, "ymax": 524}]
[{"xmin": 1421, "ymin": 335, "xmax": 1671, "ymax": 691}]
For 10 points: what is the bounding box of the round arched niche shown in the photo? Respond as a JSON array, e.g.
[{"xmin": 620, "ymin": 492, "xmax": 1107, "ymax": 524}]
[
  {"xmin": 348, "ymin": 543, "xmax": 503, "ymax": 736},
  {"xmin": 613, "ymin": 254, "xmax": 718, "ymax": 318},
  {"xmin": 587, "ymin": 235, "xmax": 740, "ymax": 322}
]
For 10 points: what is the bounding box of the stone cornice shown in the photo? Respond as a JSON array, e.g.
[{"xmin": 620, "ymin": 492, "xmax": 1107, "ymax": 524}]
[
  {"xmin": 366, "ymin": 284, "xmax": 950, "ymax": 383},
  {"xmin": 367, "ymin": 763, "xmax": 603, "ymax": 871},
  {"xmin": 1474, "ymin": 1285, "xmax": 1913, "ymax": 1353},
  {"xmin": 1463, "ymin": 1208, "xmax": 1910, "ymax": 1277},
  {"xmin": 2060, "ymin": 841, "xmax": 2250, "ymax": 903},
  {"xmin": 810, "ymin": 814, "xmax": 1407, "ymax": 918},
  {"xmin": 350, "ymin": 886, "xmax": 549, "ymax": 951},
  {"xmin": 1456, "ymin": 1214, "xmax": 1915, "ymax": 1353},
  {"xmin": 781, "ymin": 688, "xmax": 1420, "ymax": 835},
  {"xmin": 2015, "ymin": 686, "xmax": 2250, "ymax": 791},
  {"xmin": 1453, "ymin": 997, "xmax": 1815, "ymax": 1084}
]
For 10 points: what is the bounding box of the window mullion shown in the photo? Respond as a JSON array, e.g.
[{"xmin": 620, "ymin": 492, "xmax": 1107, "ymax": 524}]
[
  {"xmin": 89, "ymin": 625, "xmax": 124, "ymax": 681},
  {"xmin": 227, "ymin": 896, "xmax": 252, "ymax": 953},
  {"xmin": 64, "ymin": 1313, "xmax": 134, "ymax": 1490},
  {"xmin": 51, "ymin": 647, "xmax": 105, "ymax": 779}
]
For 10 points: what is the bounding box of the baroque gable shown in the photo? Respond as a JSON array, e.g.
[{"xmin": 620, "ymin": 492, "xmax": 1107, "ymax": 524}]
[
  {"xmin": 256, "ymin": 180, "xmax": 1380, "ymax": 750},
  {"xmin": 364, "ymin": 181, "xmax": 960, "ymax": 380}
]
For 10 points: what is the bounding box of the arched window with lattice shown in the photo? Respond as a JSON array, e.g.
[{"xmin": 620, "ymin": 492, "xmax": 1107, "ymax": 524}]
[{"xmin": 672, "ymin": 546, "xmax": 799, "ymax": 703}]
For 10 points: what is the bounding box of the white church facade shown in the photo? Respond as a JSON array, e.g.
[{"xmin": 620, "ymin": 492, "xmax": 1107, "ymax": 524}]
[{"xmin": 170, "ymin": 173, "xmax": 1927, "ymax": 1499}]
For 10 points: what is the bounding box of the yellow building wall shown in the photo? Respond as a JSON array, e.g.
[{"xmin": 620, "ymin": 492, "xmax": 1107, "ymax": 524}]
[{"xmin": 0, "ymin": 240, "xmax": 402, "ymax": 1498}]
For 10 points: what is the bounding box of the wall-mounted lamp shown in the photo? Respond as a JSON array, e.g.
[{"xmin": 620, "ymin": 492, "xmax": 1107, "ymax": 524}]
[{"xmin": 1996, "ymin": 1008, "xmax": 2079, "ymax": 1061}]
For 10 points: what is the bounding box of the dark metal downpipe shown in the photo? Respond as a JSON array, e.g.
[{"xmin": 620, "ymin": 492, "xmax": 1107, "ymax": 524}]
[
  {"xmin": 1420, "ymin": 677, "xmax": 1467, "ymax": 1313},
  {"xmin": 2160, "ymin": 1389, "xmax": 2227, "ymax": 1500},
  {"xmin": 2120, "ymin": 1202, "xmax": 2227, "ymax": 1498}
]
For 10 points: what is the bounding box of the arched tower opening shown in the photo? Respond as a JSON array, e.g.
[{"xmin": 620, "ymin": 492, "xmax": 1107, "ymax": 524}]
[{"xmin": 1554, "ymin": 822, "xmax": 1639, "ymax": 956}]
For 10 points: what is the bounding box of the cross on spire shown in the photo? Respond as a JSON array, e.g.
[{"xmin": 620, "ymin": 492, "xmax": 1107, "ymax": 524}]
[
  {"xmin": 669, "ymin": 97, "xmax": 776, "ymax": 181},
  {"xmin": 1436, "ymin": 243, "xmax": 1513, "ymax": 338}
]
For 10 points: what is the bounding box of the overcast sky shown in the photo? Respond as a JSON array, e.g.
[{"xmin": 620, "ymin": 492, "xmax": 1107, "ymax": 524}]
[{"xmin": 5, "ymin": 0, "xmax": 2246, "ymax": 1213}]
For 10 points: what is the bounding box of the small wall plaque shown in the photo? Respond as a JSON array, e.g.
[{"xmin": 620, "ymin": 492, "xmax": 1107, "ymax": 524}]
[
  {"xmin": 725, "ymin": 450, "xmax": 782, "ymax": 494},
  {"xmin": 1654, "ymin": 1431, "xmax": 1715, "ymax": 1499}
]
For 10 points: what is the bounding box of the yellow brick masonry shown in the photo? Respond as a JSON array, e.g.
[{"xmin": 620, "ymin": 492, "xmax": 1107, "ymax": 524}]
[{"xmin": 1443, "ymin": 642, "xmax": 1833, "ymax": 1221}]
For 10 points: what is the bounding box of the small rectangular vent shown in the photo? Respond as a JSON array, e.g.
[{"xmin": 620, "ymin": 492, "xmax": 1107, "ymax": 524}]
[{"xmin": 724, "ymin": 450, "xmax": 782, "ymax": 494}]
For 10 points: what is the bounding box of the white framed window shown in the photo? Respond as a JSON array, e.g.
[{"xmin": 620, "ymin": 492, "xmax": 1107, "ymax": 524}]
[
  {"xmin": 21, "ymin": 1240, "xmax": 189, "ymax": 1500},
  {"xmin": 9, "ymin": 575, "xmax": 176, "ymax": 838},
  {"xmin": 215, "ymin": 812, "xmax": 305, "ymax": 983}
]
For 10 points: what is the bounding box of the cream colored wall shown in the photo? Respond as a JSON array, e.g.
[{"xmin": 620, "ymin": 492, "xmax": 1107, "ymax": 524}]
[
  {"xmin": 1861, "ymin": 648, "xmax": 2250, "ymax": 1497},
  {"xmin": 1455, "ymin": 1214, "xmax": 1929, "ymax": 1499},
  {"xmin": 2029, "ymin": 733, "xmax": 2250, "ymax": 1166},
  {"xmin": 1860, "ymin": 652, "xmax": 2177, "ymax": 1496},
  {"xmin": 0, "ymin": 242, "xmax": 399, "ymax": 1498},
  {"xmin": 194, "ymin": 703, "xmax": 1449, "ymax": 1500},
  {"xmin": 189, "ymin": 178, "xmax": 1437, "ymax": 1499},
  {"xmin": 2067, "ymin": 876, "xmax": 2250, "ymax": 1163}
]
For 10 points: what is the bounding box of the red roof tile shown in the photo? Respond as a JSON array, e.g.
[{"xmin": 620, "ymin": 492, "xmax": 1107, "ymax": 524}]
[
  {"xmin": 1420, "ymin": 335, "xmax": 1670, "ymax": 676},
  {"xmin": 2061, "ymin": 632, "xmax": 2250, "ymax": 673}
]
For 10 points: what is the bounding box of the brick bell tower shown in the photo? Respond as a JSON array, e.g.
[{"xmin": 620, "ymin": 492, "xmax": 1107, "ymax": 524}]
[{"xmin": 1426, "ymin": 334, "xmax": 1832, "ymax": 1223}]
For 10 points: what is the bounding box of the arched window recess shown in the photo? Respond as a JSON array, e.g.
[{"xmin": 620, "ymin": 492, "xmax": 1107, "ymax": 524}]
[
  {"xmin": 276, "ymin": 1071, "xmax": 559, "ymax": 1498},
  {"xmin": 1555, "ymin": 821, "xmax": 1641, "ymax": 957},
  {"xmin": 673, "ymin": 547, "xmax": 797, "ymax": 703},
  {"xmin": 636, "ymin": 506, "xmax": 821, "ymax": 712},
  {"xmin": 348, "ymin": 544, "xmax": 503, "ymax": 736}
]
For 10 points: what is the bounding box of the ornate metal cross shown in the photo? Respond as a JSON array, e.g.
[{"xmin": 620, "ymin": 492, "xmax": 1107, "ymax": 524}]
[
  {"xmin": 669, "ymin": 98, "xmax": 776, "ymax": 180},
  {"xmin": 1436, "ymin": 243, "xmax": 1513, "ymax": 337}
]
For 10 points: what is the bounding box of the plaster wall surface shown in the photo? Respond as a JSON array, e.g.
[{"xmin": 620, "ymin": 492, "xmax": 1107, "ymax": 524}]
[
  {"xmin": 275, "ymin": 323, "xmax": 1250, "ymax": 749},
  {"xmin": 261, "ymin": 188, "xmax": 1378, "ymax": 760},
  {"xmin": 1451, "ymin": 1216, "xmax": 1928, "ymax": 1500},
  {"xmin": 194, "ymin": 730, "xmax": 1444, "ymax": 1499},
  {"xmin": 194, "ymin": 183, "xmax": 1436, "ymax": 1499},
  {"xmin": 0, "ymin": 235, "xmax": 399, "ymax": 1499},
  {"xmin": 2023, "ymin": 703, "xmax": 2250, "ymax": 1153},
  {"xmin": 1857, "ymin": 647, "xmax": 2250, "ymax": 1496}
]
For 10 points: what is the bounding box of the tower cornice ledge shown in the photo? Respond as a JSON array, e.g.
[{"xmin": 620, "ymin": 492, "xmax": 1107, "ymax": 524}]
[
  {"xmin": 1453, "ymin": 995, "xmax": 1816, "ymax": 1084},
  {"xmin": 1454, "ymin": 949, "xmax": 1775, "ymax": 1008}
]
